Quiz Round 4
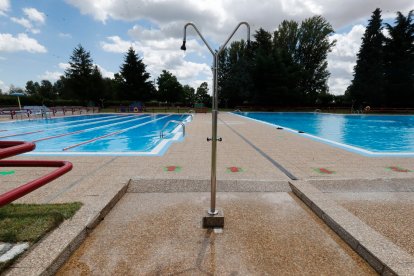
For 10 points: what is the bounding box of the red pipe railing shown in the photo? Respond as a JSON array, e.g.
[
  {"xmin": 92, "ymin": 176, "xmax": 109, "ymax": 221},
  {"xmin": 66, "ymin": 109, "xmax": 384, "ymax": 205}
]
[{"xmin": 0, "ymin": 141, "xmax": 72, "ymax": 207}]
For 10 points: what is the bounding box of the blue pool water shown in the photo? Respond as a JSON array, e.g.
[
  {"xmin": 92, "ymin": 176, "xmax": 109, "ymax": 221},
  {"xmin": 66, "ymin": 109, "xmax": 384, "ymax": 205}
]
[
  {"xmin": 0, "ymin": 114, "xmax": 190, "ymax": 155},
  {"xmin": 234, "ymin": 112, "xmax": 414, "ymax": 156}
]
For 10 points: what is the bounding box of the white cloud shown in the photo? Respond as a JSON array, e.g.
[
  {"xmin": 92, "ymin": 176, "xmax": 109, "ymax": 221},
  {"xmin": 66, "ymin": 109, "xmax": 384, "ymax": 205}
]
[
  {"xmin": 66, "ymin": 0, "xmax": 414, "ymax": 94},
  {"xmin": 39, "ymin": 63, "xmax": 68, "ymax": 82},
  {"xmin": 0, "ymin": 33, "xmax": 47, "ymax": 53},
  {"xmin": 0, "ymin": 0, "xmax": 9, "ymax": 16},
  {"xmin": 0, "ymin": 79, "xmax": 9, "ymax": 92},
  {"xmin": 23, "ymin": 8, "xmax": 46, "ymax": 24},
  {"xmin": 58, "ymin": 33, "xmax": 72, "ymax": 39},
  {"xmin": 10, "ymin": 17, "xmax": 41, "ymax": 34},
  {"xmin": 65, "ymin": 0, "xmax": 414, "ymax": 35},
  {"xmin": 327, "ymin": 24, "xmax": 365, "ymax": 95},
  {"xmin": 100, "ymin": 34, "xmax": 212, "ymax": 87},
  {"xmin": 11, "ymin": 7, "xmax": 46, "ymax": 33},
  {"xmin": 328, "ymin": 77, "xmax": 351, "ymax": 96},
  {"xmin": 95, "ymin": 64, "xmax": 114, "ymax": 79},
  {"xmin": 58, "ymin": 63, "xmax": 70, "ymax": 70},
  {"xmin": 101, "ymin": 36, "xmax": 135, "ymax": 53},
  {"xmin": 330, "ymin": 25, "xmax": 365, "ymax": 58},
  {"xmin": 11, "ymin": 17, "xmax": 32, "ymax": 29},
  {"xmin": 39, "ymin": 71, "xmax": 62, "ymax": 82},
  {"xmin": 40, "ymin": 63, "xmax": 115, "ymax": 83}
]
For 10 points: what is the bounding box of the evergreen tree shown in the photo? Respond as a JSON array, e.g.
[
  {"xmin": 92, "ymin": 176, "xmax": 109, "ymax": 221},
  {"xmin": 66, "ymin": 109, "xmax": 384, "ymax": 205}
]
[
  {"xmin": 384, "ymin": 11, "xmax": 414, "ymax": 106},
  {"xmin": 219, "ymin": 40, "xmax": 253, "ymax": 107},
  {"xmin": 347, "ymin": 8, "xmax": 385, "ymax": 107},
  {"xmin": 157, "ymin": 70, "xmax": 183, "ymax": 103},
  {"xmin": 89, "ymin": 66, "xmax": 105, "ymax": 103},
  {"xmin": 250, "ymin": 29, "xmax": 277, "ymax": 105},
  {"xmin": 118, "ymin": 47, "xmax": 154, "ymax": 101},
  {"xmin": 64, "ymin": 44, "xmax": 95, "ymax": 102}
]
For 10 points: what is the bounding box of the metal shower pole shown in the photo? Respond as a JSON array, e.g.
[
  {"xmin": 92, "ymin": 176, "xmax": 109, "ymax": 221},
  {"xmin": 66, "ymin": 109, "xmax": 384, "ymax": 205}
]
[{"xmin": 181, "ymin": 22, "xmax": 250, "ymax": 216}]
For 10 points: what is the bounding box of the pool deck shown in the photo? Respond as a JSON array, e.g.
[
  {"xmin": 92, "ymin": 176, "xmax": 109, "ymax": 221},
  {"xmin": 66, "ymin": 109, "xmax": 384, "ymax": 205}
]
[{"xmin": 2, "ymin": 112, "xmax": 414, "ymax": 275}]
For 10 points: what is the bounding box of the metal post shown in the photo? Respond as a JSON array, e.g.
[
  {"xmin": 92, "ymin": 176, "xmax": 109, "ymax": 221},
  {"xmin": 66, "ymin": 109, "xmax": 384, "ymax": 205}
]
[
  {"xmin": 209, "ymin": 54, "xmax": 219, "ymax": 214},
  {"xmin": 181, "ymin": 22, "xmax": 250, "ymax": 221}
]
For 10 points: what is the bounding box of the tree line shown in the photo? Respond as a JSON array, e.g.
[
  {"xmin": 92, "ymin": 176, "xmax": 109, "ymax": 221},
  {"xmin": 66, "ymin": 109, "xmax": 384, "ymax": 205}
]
[
  {"xmin": 347, "ymin": 9, "xmax": 414, "ymax": 108},
  {"xmin": 8, "ymin": 46, "xmax": 211, "ymax": 108},
  {"xmin": 0, "ymin": 15, "xmax": 337, "ymax": 109},
  {"xmin": 219, "ymin": 15, "xmax": 336, "ymax": 108},
  {"xmin": 2, "ymin": 10, "xmax": 412, "ymax": 109}
]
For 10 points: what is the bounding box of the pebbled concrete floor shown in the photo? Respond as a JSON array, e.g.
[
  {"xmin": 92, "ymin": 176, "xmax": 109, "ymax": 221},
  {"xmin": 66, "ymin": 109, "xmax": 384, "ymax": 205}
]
[{"xmin": 57, "ymin": 192, "xmax": 375, "ymax": 275}]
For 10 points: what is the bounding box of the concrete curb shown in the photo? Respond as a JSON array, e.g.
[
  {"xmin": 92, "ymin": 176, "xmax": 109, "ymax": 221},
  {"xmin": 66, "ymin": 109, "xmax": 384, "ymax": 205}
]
[
  {"xmin": 5, "ymin": 181, "xmax": 130, "ymax": 276},
  {"xmin": 128, "ymin": 178, "xmax": 291, "ymax": 193},
  {"xmin": 289, "ymin": 180, "xmax": 414, "ymax": 276},
  {"xmin": 308, "ymin": 178, "xmax": 414, "ymax": 193}
]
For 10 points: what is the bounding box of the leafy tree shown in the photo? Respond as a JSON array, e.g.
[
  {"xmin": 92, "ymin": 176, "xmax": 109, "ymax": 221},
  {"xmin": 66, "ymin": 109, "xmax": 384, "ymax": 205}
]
[
  {"xmin": 64, "ymin": 44, "xmax": 95, "ymax": 102},
  {"xmin": 118, "ymin": 47, "xmax": 154, "ymax": 101},
  {"xmin": 250, "ymin": 28, "xmax": 300, "ymax": 106},
  {"xmin": 219, "ymin": 40, "xmax": 253, "ymax": 107},
  {"xmin": 8, "ymin": 85, "xmax": 24, "ymax": 94},
  {"xmin": 182, "ymin": 84, "xmax": 196, "ymax": 106},
  {"xmin": 38, "ymin": 80, "xmax": 55, "ymax": 100},
  {"xmin": 157, "ymin": 70, "xmax": 183, "ymax": 103},
  {"xmin": 195, "ymin": 82, "xmax": 211, "ymax": 106},
  {"xmin": 347, "ymin": 8, "xmax": 385, "ymax": 107},
  {"xmin": 53, "ymin": 77, "xmax": 65, "ymax": 99},
  {"xmin": 384, "ymin": 10, "xmax": 414, "ymax": 106},
  {"xmin": 296, "ymin": 16, "xmax": 336, "ymax": 104},
  {"xmin": 273, "ymin": 20, "xmax": 305, "ymax": 105},
  {"xmin": 25, "ymin": 81, "xmax": 40, "ymax": 96},
  {"xmin": 273, "ymin": 20, "xmax": 300, "ymax": 60}
]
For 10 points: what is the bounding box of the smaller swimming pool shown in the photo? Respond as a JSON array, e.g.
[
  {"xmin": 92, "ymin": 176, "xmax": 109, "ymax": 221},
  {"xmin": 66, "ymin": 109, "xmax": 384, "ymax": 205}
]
[
  {"xmin": 233, "ymin": 112, "xmax": 414, "ymax": 157},
  {"xmin": 0, "ymin": 114, "xmax": 191, "ymax": 156}
]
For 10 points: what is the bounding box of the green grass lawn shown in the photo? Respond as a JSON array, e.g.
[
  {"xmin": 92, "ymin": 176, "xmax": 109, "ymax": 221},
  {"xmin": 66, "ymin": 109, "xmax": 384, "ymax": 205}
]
[{"xmin": 0, "ymin": 202, "xmax": 82, "ymax": 271}]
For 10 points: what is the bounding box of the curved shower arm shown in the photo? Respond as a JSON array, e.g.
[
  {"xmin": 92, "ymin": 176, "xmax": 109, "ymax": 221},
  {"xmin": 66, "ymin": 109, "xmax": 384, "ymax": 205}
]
[
  {"xmin": 182, "ymin": 23, "xmax": 215, "ymax": 56},
  {"xmin": 218, "ymin": 22, "xmax": 250, "ymax": 55}
]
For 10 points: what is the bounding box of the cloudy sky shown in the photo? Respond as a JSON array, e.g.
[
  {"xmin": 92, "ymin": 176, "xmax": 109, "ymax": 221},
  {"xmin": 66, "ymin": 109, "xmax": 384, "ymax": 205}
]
[{"xmin": 0, "ymin": 0, "xmax": 413, "ymax": 95}]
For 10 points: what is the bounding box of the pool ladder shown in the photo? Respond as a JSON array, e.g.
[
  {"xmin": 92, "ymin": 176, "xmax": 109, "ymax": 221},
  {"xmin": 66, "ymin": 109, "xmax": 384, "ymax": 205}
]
[{"xmin": 160, "ymin": 120, "xmax": 185, "ymax": 138}]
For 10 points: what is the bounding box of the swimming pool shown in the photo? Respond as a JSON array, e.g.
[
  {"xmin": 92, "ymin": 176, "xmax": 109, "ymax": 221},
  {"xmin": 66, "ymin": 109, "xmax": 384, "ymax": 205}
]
[
  {"xmin": 233, "ymin": 112, "xmax": 414, "ymax": 157},
  {"xmin": 0, "ymin": 114, "xmax": 191, "ymax": 156}
]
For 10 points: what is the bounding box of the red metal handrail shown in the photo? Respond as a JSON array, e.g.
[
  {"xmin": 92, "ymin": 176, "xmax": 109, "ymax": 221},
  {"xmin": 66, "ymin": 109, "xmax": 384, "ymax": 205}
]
[{"xmin": 0, "ymin": 141, "xmax": 72, "ymax": 207}]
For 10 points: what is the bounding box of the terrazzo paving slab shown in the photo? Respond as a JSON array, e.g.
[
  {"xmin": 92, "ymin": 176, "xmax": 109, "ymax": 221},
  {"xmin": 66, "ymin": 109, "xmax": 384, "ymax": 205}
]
[
  {"xmin": 57, "ymin": 192, "xmax": 375, "ymax": 275},
  {"xmin": 290, "ymin": 180, "xmax": 414, "ymax": 275},
  {"xmin": 221, "ymin": 112, "xmax": 414, "ymax": 180},
  {"xmin": 332, "ymin": 192, "xmax": 414, "ymax": 257}
]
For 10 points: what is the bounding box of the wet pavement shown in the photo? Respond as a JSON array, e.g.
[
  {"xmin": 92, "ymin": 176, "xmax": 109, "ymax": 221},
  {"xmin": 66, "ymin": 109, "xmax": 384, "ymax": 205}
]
[{"xmin": 57, "ymin": 192, "xmax": 375, "ymax": 275}]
